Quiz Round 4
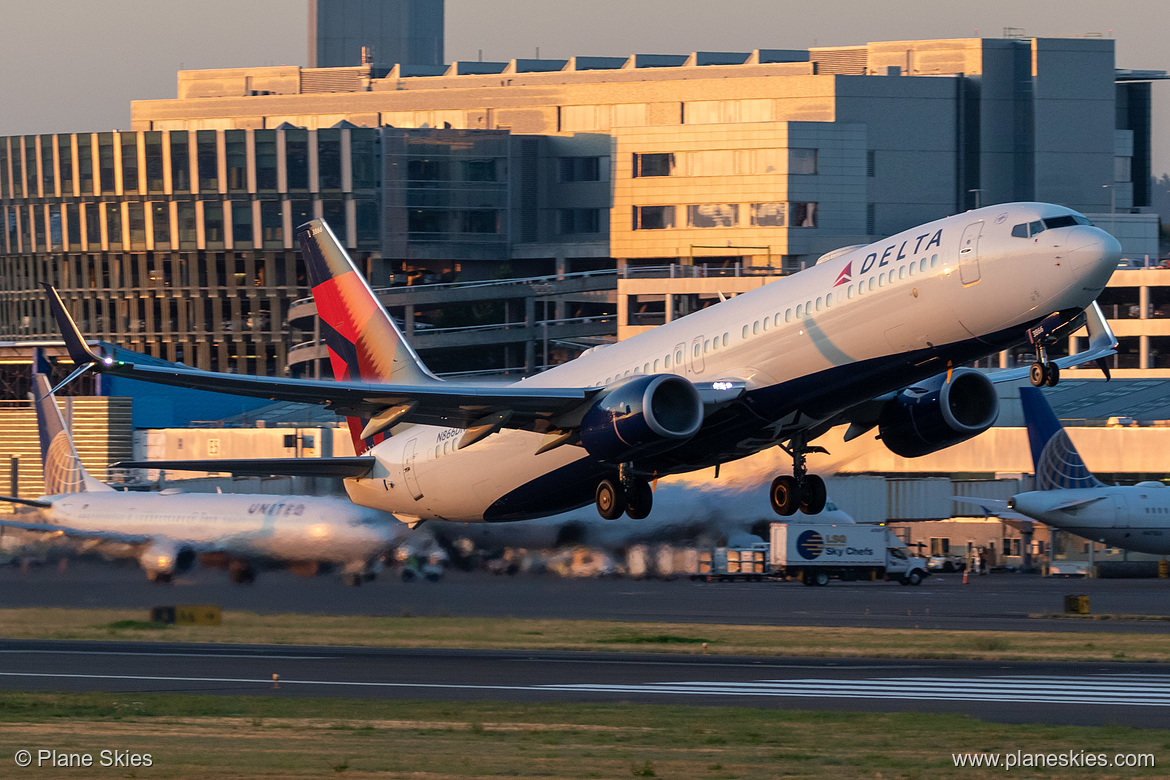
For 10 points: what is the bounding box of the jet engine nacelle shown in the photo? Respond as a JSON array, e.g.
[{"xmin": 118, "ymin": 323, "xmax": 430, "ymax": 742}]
[
  {"xmin": 138, "ymin": 539, "xmax": 196, "ymax": 580},
  {"xmin": 579, "ymin": 374, "xmax": 704, "ymax": 463},
  {"xmin": 878, "ymin": 368, "xmax": 999, "ymax": 458}
]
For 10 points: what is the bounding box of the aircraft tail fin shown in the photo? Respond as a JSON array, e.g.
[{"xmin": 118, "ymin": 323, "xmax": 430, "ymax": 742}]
[
  {"xmin": 1019, "ymin": 386, "xmax": 1104, "ymax": 491},
  {"xmin": 296, "ymin": 219, "xmax": 439, "ymax": 454},
  {"xmin": 32, "ymin": 373, "xmax": 113, "ymax": 495}
]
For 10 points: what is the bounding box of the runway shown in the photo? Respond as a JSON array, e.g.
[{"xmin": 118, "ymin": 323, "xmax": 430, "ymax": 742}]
[
  {"xmin": 1, "ymin": 561, "xmax": 1168, "ymax": 633},
  {"xmin": 0, "ymin": 639, "xmax": 1165, "ymax": 727}
]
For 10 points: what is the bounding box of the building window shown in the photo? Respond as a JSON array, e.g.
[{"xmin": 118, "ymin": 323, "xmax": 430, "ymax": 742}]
[
  {"xmin": 463, "ymin": 159, "xmax": 498, "ymax": 182},
  {"xmin": 866, "ymin": 149, "xmax": 876, "ymax": 177},
  {"xmin": 84, "ymin": 203, "xmax": 100, "ymax": 247},
  {"xmin": 1115, "ymin": 156, "xmax": 1132, "ymax": 183},
  {"xmin": 322, "ymin": 199, "xmax": 346, "ymax": 235},
  {"xmin": 204, "ymin": 201, "xmax": 225, "ymax": 249},
  {"xmin": 750, "ymin": 202, "xmax": 785, "ymax": 227},
  {"xmin": 121, "ymin": 133, "xmax": 139, "ymax": 194},
  {"xmin": 866, "ymin": 203, "xmax": 875, "ymax": 234},
  {"xmin": 633, "ymin": 205, "xmax": 675, "ymax": 230},
  {"xmin": 285, "ymin": 129, "xmax": 309, "ymax": 191},
  {"xmin": 288, "ymin": 199, "xmax": 313, "ymax": 232},
  {"xmin": 350, "ymin": 129, "xmax": 379, "ymax": 190},
  {"xmin": 461, "ymin": 209, "xmax": 499, "ymax": 233},
  {"xmin": 317, "ymin": 129, "xmax": 342, "ymax": 191},
  {"xmin": 40, "ymin": 135, "xmax": 55, "ymax": 195},
  {"xmin": 355, "ymin": 199, "xmax": 379, "ymax": 247},
  {"xmin": 559, "ymin": 156, "xmax": 600, "ymax": 182},
  {"xmin": 791, "ymin": 202, "xmax": 818, "ymax": 228},
  {"xmin": 169, "ymin": 131, "xmax": 190, "ymax": 192},
  {"xmin": 687, "ymin": 204, "xmax": 739, "ymax": 228},
  {"xmin": 558, "ymin": 208, "xmax": 601, "ymax": 234},
  {"xmin": 408, "ymin": 209, "xmax": 445, "ymax": 233},
  {"xmin": 407, "ymin": 157, "xmax": 448, "ymax": 181},
  {"xmin": 66, "ymin": 203, "xmax": 81, "ymax": 250},
  {"xmin": 0, "ymin": 141, "xmax": 9, "ymax": 198},
  {"xmin": 143, "ymin": 132, "xmax": 164, "ymax": 194},
  {"xmin": 255, "ymin": 131, "xmax": 277, "ymax": 192},
  {"xmin": 260, "ymin": 200, "xmax": 283, "ymax": 247},
  {"xmin": 97, "ymin": 133, "xmax": 116, "ymax": 194},
  {"xmin": 225, "ymin": 130, "xmax": 247, "ymax": 192},
  {"xmin": 57, "ymin": 136, "xmax": 73, "ymax": 195},
  {"xmin": 790, "ymin": 148, "xmax": 818, "ymax": 175},
  {"xmin": 151, "ymin": 202, "xmax": 170, "ymax": 249},
  {"xmin": 176, "ymin": 202, "xmax": 197, "ymax": 249},
  {"xmin": 47, "ymin": 204, "xmax": 62, "ymax": 249},
  {"xmin": 196, "ymin": 130, "xmax": 218, "ymax": 193},
  {"xmin": 633, "ymin": 153, "xmax": 674, "ymax": 178},
  {"xmin": 76, "ymin": 135, "xmax": 94, "ymax": 195},
  {"xmin": 105, "ymin": 202, "xmax": 122, "ymax": 249},
  {"xmin": 231, "ymin": 201, "xmax": 253, "ymax": 247},
  {"xmin": 930, "ymin": 537, "xmax": 950, "ymax": 556},
  {"xmin": 127, "ymin": 202, "xmax": 146, "ymax": 250}
]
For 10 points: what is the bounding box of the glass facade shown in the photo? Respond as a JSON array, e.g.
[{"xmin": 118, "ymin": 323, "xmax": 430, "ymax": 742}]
[{"xmin": 0, "ymin": 128, "xmax": 384, "ymax": 376}]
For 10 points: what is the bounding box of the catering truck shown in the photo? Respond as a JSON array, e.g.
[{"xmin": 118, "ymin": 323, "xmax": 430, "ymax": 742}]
[{"xmin": 769, "ymin": 523, "xmax": 929, "ymax": 586}]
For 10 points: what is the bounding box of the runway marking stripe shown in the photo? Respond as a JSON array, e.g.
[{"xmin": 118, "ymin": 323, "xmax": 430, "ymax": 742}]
[{"xmin": 0, "ymin": 650, "xmax": 329, "ymax": 660}]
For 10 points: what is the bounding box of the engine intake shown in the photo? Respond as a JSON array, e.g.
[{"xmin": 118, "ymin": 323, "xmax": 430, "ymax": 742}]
[
  {"xmin": 138, "ymin": 540, "xmax": 196, "ymax": 580},
  {"xmin": 579, "ymin": 374, "xmax": 703, "ymax": 463},
  {"xmin": 878, "ymin": 368, "xmax": 999, "ymax": 458}
]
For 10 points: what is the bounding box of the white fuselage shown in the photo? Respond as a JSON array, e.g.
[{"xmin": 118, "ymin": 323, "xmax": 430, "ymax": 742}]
[
  {"xmin": 1011, "ymin": 485, "xmax": 1170, "ymax": 555},
  {"xmin": 344, "ymin": 203, "xmax": 1118, "ymax": 523},
  {"xmin": 44, "ymin": 492, "xmax": 401, "ymax": 564}
]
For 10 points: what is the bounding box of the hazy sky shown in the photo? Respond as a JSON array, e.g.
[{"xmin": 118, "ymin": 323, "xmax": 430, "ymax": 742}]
[{"xmin": 1, "ymin": 0, "xmax": 1167, "ymax": 173}]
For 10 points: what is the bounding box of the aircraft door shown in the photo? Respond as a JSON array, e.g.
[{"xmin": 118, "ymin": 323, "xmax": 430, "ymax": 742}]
[
  {"xmin": 958, "ymin": 221, "xmax": 983, "ymax": 285},
  {"xmin": 403, "ymin": 438, "xmax": 423, "ymax": 500},
  {"xmin": 689, "ymin": 336, "xmax": 705, "ymax": 374}
]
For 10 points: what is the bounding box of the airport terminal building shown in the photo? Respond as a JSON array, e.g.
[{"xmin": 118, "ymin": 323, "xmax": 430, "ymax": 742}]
[{"xmin": 0, "ymin": 35, "xmax": 1164, "ymax": 381}]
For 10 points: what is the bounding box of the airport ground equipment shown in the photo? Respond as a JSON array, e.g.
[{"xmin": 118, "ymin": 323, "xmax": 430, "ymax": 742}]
[
  {"xmin": 769, "ymin": 523, "xmax": 929, "ymax": 586},
  {"xmin": 696, "ymin": 544, "xmax": 770, "ymax": 581}
]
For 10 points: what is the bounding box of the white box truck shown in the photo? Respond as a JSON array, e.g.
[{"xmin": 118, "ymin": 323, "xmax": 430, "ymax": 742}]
[{"xmin": 769, "ymin": 523, "xmax": 930, "ymax": 586}]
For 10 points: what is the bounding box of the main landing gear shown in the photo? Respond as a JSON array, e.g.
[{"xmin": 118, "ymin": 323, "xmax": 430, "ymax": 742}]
[
  {"xmin": 770, "ymin": 441, "xmax": 828, "ymax": 516},
  {"xmin": 595, "ymin": 464, "xmax": 653, "ymax": 520}
]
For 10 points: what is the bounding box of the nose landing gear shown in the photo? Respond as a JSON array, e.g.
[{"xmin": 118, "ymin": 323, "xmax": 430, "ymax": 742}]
[
  {"xmin": 1026, "ymin": 313, "xmax": 1063, "ymax": 387},
  {"xmin": 770, "ymin": 441, "xmax": 828, "ymax": 516}
]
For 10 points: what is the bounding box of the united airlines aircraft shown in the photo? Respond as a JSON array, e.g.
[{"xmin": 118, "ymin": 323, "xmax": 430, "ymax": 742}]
[
  {"xmin": 48, "ymin": 203, "xmax": 1120, "ymax": 526},
  {"xmin": 0, "ymin": 373, "xmax": 406, "ymax": 583},
  {"xmin": 1004, "ymin": 387, "xmax": 1170, "ymax": 555}
]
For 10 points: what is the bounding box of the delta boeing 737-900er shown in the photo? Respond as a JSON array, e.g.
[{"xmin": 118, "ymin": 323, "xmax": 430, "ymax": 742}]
[{"xmin": 46, "ymin": 202, "xmax": 1120, "ymax": 527}]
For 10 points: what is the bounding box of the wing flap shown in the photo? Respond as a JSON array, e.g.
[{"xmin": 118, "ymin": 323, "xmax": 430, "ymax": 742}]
[{"xmin": 0, "ymin": 517, "xmax": 152, "ymax": 544}]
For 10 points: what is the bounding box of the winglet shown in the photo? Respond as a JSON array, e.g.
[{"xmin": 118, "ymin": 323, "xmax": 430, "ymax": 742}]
[{"xmin": 42, "ymin": 284, "xmax": 108, "ymax": 367}]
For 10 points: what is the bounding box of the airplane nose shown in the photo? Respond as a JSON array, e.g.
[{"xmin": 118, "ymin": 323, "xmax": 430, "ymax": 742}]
[{"xmin": 1067, "ymin": 226, "xmax": 1122, "ymax": 273}]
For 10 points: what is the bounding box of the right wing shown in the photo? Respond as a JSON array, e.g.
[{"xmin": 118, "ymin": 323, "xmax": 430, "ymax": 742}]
[{"xmin": 45, "ymin": 284, "xmax": 596, "ymax": 433}]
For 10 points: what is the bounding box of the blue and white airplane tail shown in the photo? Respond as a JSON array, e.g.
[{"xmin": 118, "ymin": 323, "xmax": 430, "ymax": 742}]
[
  {"xmin": 1019, "ymin": 386, "xmax": 1105, "ymax": 492},
  {"xmin": 32, "ymin": 372, "xmax": 112, "ymax": 496}
]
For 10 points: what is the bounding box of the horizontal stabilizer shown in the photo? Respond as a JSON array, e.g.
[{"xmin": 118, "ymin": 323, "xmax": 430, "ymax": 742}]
[
  {"xmin": 112, "ymin": 457, "xmax": 378, "ymax": 478},
  {"xmin": 0, "ymin": 495, "xmax": 53, "ymax": 509}
]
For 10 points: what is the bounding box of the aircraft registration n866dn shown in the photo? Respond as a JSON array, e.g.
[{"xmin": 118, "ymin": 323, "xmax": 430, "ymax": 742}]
[{"xmin": 49, "ymin": 202, "xmax": 1120, "ymax": 526}]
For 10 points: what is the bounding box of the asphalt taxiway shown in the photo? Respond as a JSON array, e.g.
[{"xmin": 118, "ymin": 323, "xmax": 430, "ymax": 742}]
[
  {"xmin": 0, "ymin": 561, "xmax": 1168, "ymax": 633},
  {"xmin": 0, "ymin": 639, "xmax": 1165, "ymax": 727}
]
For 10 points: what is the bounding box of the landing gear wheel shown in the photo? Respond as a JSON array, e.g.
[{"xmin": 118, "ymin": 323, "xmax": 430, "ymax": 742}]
[
  {"xmin": 1029, "ymin": 361, "xmax": 1046, "ymax": 387},
  {"xmin": 770, "ymin": 475, "xmax": 800, "ymax": 516},
  {"xmin": 625, "ymin": 480, "xmax": 653, "ymax": 520},
  {"xmin": 595, "ymin": 479, "xmax": 627, "ymax": 520},
  {"xmin": 1044, "ymin": 362, "xmax": 1060, "ymax": 387},
  {"xmin": 799, "ymin": 474, "xmax": 827, "ymax": 515}
]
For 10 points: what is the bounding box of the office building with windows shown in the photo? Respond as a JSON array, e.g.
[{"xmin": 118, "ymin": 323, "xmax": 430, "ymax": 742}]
[{"xmin": 1, "ymin": 36, "xmax": 1164, "ymax": 382}]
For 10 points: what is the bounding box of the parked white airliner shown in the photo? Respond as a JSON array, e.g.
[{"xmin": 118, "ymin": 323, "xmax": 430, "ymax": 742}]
[
  {"xmin": 0, "ymin": 374, "xmax": 406, "ymax": 583},
  {"xmin": 1004, "ymin": 387, "xmax": 1170, "ymax": 555},
  {"xmin": 48, "ymin": 203, "xmax": 1120, "ymax": 527}
]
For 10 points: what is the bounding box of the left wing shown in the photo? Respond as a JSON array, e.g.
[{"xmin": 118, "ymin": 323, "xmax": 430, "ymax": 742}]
[
  {"xmin": 0, "ymin": 516, "xmax": 152, "ymax": 544},
  {"xmin": 45, "ymin": 284, "xmax": 596, "ymax": 432},
  {"xmin": 112, "ymin": 457, "xmax": 377, "ymax": 478}
]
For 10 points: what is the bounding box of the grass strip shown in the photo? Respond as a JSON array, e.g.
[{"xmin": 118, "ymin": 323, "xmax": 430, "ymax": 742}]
[
  {"xmin": 0, "ymin": 692, "xmax": 1165, "ymax": 779},
  {"xmin": 0, "ymin": 608, "xmax": 1168, "ymax": 663}
]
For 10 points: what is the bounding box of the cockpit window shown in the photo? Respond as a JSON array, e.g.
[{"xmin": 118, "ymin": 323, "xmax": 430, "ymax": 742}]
[
  {"xmin": 1042, "ymin": 214, "xmax": 1090, "ymax": 229},
  {"xmin": 1012, "ymin": 220, "xmax": 1047, "ymax": 238},
  {"xmin": 1011, "ymin": 224, "xmax": 1028, "ymax": 238}
]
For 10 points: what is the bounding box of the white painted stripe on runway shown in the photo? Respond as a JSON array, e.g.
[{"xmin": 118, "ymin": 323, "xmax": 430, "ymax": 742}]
[
  {"xmin": 0, "ymin": 650, "xmax": 329, "ymax": 660},
  {"xmin": 0, "ymin": 671, "xmax": 533, "ymax": 691}
]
